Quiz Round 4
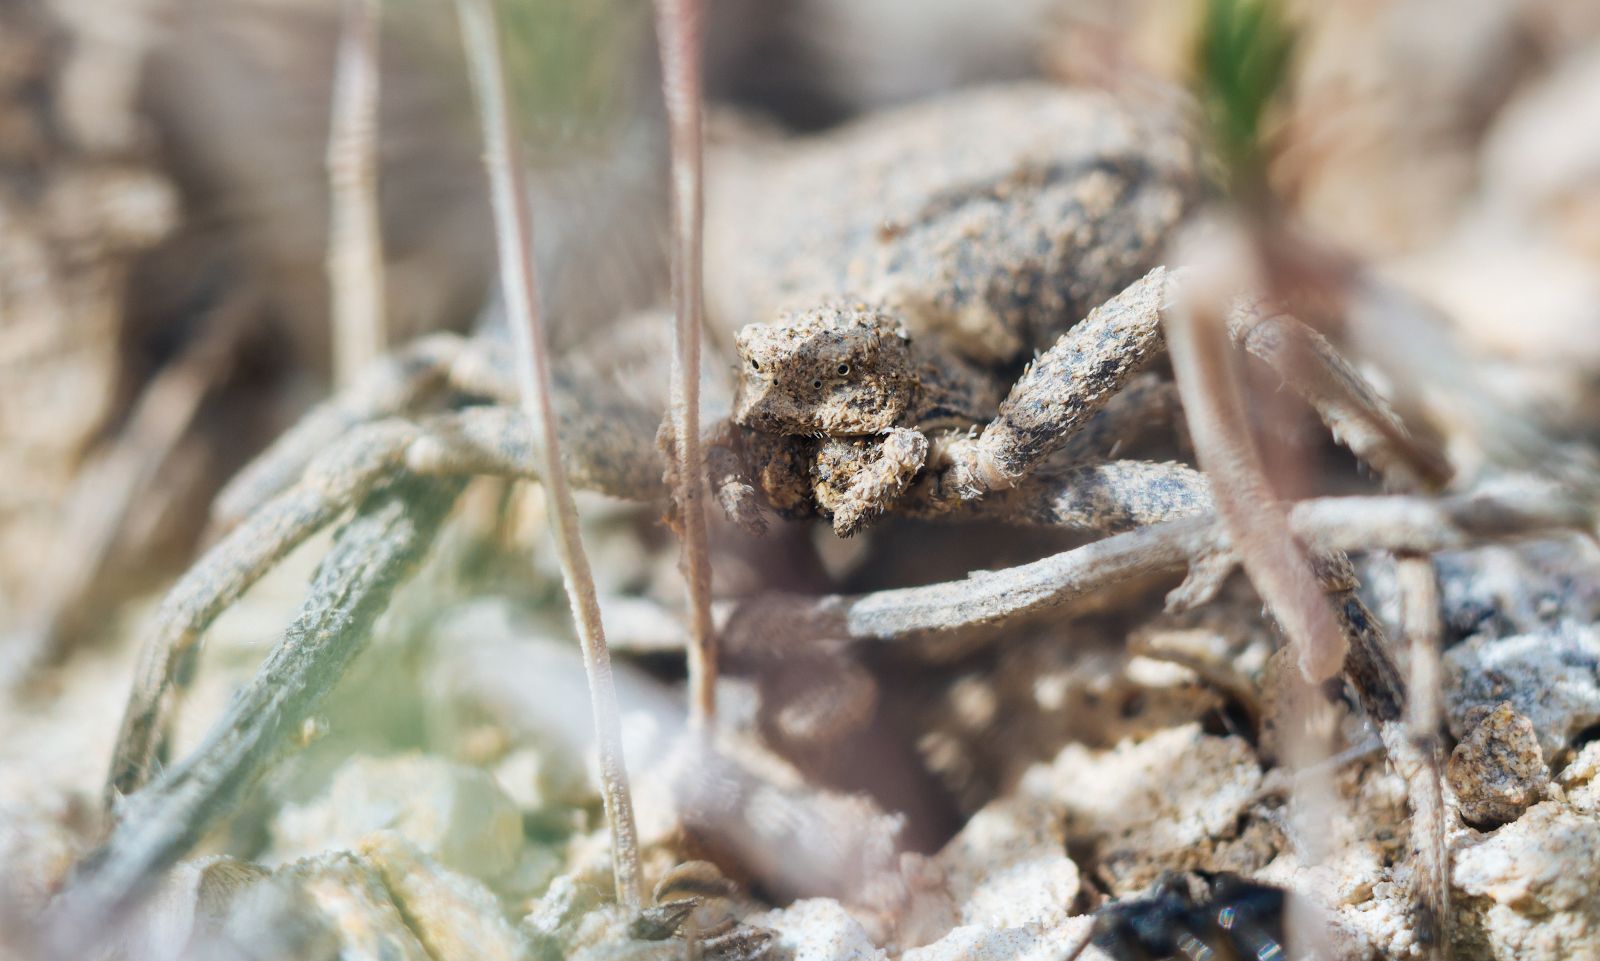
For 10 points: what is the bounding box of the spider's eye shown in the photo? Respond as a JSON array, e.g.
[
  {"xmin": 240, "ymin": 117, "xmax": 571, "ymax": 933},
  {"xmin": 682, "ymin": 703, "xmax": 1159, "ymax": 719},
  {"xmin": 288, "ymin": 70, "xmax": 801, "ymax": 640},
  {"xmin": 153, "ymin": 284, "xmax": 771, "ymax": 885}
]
[
  {"xmin": 812, "ymin": 379, "xmax": 823, "ymax": 389},
  {"xmin": 749, "ymin": 358, "xmax": 761, "ymax": 372},
  {"xmin": 836, "ymin": 363, "xmax": 850, "ymax": 377}
]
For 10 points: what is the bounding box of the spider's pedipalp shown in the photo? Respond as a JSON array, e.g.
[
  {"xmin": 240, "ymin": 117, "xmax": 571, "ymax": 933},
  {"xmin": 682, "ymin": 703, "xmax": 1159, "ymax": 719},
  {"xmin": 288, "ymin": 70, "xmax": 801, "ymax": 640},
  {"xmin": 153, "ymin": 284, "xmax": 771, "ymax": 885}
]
[
  {"xmin": 705, "ymin": 441, "xmax": 769, "ymax": 537},
  {"xmin": 106, "ymin": 418, "xmax": 423, "ymax": 805},
  {"xmin": 813, "ymin": 428, "xmax": 928, "ymax": 537}
]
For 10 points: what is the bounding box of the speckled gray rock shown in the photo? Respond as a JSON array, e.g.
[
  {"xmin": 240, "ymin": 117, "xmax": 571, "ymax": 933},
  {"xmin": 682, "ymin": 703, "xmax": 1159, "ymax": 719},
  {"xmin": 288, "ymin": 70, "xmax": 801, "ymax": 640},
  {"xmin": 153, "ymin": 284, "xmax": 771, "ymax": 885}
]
[
  {"xmin": 1435, "ymin": 540, "xmax": 1600, "ymax": 643},
  {"xmin": 706, "ymin": 84, "xmax": 1199, "ymax": 364},
  {"xmin": 271, "ymin": 753, "xmax": 524, "ymax": 884},
  {"xmin": 1444, "ymin": 626, "xmax": 1600, "ymax": 760},
  {"xmin": 1446, "ymin": 701, "xmax": 1551, "ymax": 826}
]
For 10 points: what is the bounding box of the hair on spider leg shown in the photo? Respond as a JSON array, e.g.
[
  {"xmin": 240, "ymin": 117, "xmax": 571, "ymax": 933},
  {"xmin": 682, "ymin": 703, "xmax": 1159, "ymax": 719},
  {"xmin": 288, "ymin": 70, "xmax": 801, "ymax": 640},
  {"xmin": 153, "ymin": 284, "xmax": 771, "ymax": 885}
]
[{"xmin": 1087, "ymin": 871, "xmax": 1289, "ymax": 961}]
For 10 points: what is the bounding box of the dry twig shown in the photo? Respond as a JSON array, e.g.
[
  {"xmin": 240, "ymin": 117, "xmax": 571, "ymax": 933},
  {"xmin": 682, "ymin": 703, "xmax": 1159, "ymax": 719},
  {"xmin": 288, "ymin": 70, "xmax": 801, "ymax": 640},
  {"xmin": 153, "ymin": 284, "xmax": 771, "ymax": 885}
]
[
  {"xmin": 652, "ymin": 0, "xmax": 717, "ymax": 729},
  {"xmin": 327, "ymin": 0, "xmax": 387, "ymax": 387},
  {"xmin": 453, "ymin": 0, "xmax": 643, "ymax": 909},
  {"xmin": 1397, "ymin": 553, "xmax": 1450, "ymax": 957}
]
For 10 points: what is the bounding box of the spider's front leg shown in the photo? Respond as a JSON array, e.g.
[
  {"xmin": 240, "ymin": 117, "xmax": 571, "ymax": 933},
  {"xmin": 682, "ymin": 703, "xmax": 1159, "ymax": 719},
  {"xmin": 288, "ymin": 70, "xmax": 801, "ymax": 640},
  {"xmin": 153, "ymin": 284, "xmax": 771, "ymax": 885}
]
[
  {"xmin": 935, "ymin": 266, "xmax": 1171, "ymax": 503},
  {"xmin": 953, "ymin": 459, "xmax": 1214, "ymax": 533},
  {"xmin": 109, "ymin": 377, "xmax": 672, "ymax": 807},
  {"xmin": 210, "ymin": 334, "xmax": 470, "ymax": 531}
]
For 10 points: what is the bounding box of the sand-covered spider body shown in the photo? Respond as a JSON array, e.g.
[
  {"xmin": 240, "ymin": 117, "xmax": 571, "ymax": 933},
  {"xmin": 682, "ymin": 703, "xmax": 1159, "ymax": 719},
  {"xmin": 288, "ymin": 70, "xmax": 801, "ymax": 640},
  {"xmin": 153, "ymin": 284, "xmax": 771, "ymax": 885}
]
[
  {"xmin": 715, "ymin": 271, "xmax": 1193, "ymax": 537},
  {"xmin": 99, "ymin": 80, "xmax": 1446, "ymax": 861},
  {"xmin": 690, "ymin": 85, "xmax": 1448, "ymax": 540}
]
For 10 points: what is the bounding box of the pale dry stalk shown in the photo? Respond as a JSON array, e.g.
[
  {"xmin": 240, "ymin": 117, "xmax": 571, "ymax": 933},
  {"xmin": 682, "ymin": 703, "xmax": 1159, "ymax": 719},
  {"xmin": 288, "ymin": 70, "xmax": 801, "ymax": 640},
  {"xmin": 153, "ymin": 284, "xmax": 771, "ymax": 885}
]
[
  {"xmin": 1164, "ymin": 227, "xmax": 1345, "ymax": 958},
  {"xmin": 1163, "ymin": 228, "xmax": 1348, "ymax": 683},
  {"xmin": 5, "ymin": 289, "xmax": 253, "ymax": 684},
  {"xmin": 1398, "ymin": 553, "xmax": 1450, "ymax": 957},
  {"xmin": 327, "ymin": 0, "xmax": 387, "ymax": 387},
  {"xmin": 653, "ymin": 0, "xmax": 717, "ymax": 728},
  {"xmin": 453, "ymin": 0, "xmax": 642, "ymax": 910}
]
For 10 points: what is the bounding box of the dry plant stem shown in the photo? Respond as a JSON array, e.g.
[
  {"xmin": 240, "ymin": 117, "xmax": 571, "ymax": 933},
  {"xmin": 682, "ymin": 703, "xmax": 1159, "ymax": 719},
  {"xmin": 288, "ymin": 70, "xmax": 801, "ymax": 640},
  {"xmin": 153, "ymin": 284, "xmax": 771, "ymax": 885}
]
[
  {"xmin": 454, "ymin": 0, "xmax": 642, "ymax": 910},
  {"xmin": 1397, "ymin": 553, "xmax": 1450, "ymax": 957},
  {"xmin": 327, "ymin": 0, "xmax": 387, "ymax": 388},
  {"xmin": 48, "ymin": 475, "xmax": 463, "ymax": 960},
  {"xmin": 8, "ymin": 291, "xmax": 251, "ymax": 682},
  {"xmin": 1164, "ymin": 272, "xmax": 1347, "ymax": 683},
  {"xmin": 653, "ymin": 0, "xmax": 716, "ymax": 729}
]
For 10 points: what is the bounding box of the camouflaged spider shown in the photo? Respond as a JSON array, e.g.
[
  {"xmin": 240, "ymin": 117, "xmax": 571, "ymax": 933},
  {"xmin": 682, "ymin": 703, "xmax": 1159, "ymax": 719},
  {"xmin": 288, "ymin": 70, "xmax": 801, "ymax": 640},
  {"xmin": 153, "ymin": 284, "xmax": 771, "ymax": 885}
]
[
  {"xmin": 685, "ymin": 84, "xmax": 1445, "ymax": 540},
  {"xmin": 705, "ymin": 268, "xmax": 1199, "ymax": 539},
  {"xmin": 103, "ymin": 82, "xmax": 1443, "ymax": 807},
  {"xmin": 696, "ymin": 258, "xmax": 1447, "ymax": 541}
]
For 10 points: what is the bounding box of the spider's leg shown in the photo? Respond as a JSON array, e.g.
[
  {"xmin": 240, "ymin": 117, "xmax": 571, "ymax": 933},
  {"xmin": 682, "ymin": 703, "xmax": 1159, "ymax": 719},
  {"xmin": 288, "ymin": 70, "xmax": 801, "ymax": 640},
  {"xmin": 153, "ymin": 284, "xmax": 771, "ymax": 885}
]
[
  {"xmin": 940, "ymin": 460, "xmax": 1213, "ymax": 533},
  {"xmin": 812, "ymin": 428, "xmax": 928, "ymax": 537},
  {"xmin": 210, "ymin": 333, "xmax": 467, "ymax": 531},
  {"xmin": 702, "ymin": 420, "xmax": 769, "ymax": 537},
  {"xmin": 942, "ymin": 267, "xmax": 1170, "ymax": 498},
  {"xmin": 106, "ymin": 419, "xmax": 423, "ymax": 807},
  {"xmin": 1229, "ymin": 303, "xmax": 1453, "ymax": 492},
  {"xmin": 1056, "ymin": 371, "xmax": 1183, "ymax": 464},
  {"xmin": 59, "ymin": 473, "xmax": 464, "ymax": 954},
  {"xmin": 405, "ymin": 372, "xmax": 669, "ymax": 504}
]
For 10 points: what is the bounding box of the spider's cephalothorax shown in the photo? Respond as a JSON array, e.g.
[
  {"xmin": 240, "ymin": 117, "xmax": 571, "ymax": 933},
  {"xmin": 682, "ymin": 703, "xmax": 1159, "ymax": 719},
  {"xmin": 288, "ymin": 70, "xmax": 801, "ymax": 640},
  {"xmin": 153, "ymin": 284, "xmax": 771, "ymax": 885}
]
[
  {"xmin": 729, "ymin": 304, "xmax": 1009, "ymax": 535},
  {"xmin": 733, "ymin": 305, "xmax": 997, "ymax": 436},
  {"xmin": 715, "ymin": 268, "xmax": 1206, "ymax": 537}
]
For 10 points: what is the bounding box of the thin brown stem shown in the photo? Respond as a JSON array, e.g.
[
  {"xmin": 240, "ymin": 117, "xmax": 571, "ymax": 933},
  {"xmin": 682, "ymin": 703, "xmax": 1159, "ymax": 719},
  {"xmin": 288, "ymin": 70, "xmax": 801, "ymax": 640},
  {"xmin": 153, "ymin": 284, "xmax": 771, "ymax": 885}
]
[
  {"xmin": 1164, "ymin": 233, "xmax": 1349, "ymax": 683},
  {"xmin": 5, "ymin": 290, "xmax": 252, "ymax": 685},
  {"xmin": 1398, "ymin": 553, "xmax": 1450, "ymax": 958},
  {"xmin": 453, "ymin": 0, "xmax": 642, "ymax": 910},
  {"xmin": 652, "ymin": 0, "xmax": 716, "ymax": 728},
  {"xmin": 327, "ymin": 0, "xmax": 386, "ymax": 387}
]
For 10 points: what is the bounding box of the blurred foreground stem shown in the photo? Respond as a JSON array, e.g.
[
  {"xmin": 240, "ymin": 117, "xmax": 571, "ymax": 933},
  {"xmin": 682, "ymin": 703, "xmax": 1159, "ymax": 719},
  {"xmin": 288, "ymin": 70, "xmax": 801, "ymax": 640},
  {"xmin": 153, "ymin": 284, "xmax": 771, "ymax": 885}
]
[
  {"xmin": 454, "ymin": 0, "xmax": 643, "ymax": 910},
  {"xmin": 327, "ymin": 0, "xmax": 387, "ymax": 387},
  {"xmin": 652, "ymin": 0, "xmax": 718, "ymax": 730}
]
